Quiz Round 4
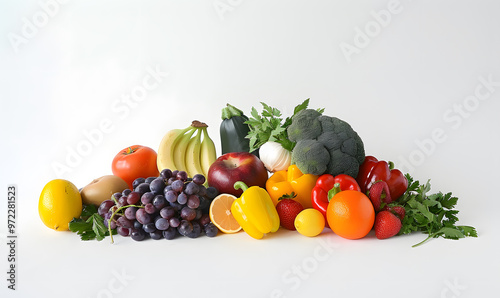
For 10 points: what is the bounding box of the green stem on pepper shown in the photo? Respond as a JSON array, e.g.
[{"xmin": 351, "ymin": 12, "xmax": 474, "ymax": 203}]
[{"xmin": 327, "ymin": 183, "xmax": 342, "ymax": 202}]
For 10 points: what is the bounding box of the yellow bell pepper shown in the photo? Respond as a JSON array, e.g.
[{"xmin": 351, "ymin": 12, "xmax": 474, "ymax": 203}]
[
  {"xmin": 266, "ymin": 164, "xmax": 318, "ymax": 209},
  {"xmin": 231, "ymin": 181, "xmax": 280, "ymax": 240}
]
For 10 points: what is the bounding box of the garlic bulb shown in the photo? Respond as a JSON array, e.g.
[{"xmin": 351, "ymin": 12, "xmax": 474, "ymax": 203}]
[{"xmin": 259, "ymin": 141, "xmax": 292, "ymax": 172}]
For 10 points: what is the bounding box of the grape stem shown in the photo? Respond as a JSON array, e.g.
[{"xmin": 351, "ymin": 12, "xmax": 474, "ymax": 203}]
[
  {"xmin": 108, "ymin": 204, "xmax": 144, "ymax": 244},
  {"xmin": 111, "ymin": 194, "xmax": 119, "ymax": 205}
]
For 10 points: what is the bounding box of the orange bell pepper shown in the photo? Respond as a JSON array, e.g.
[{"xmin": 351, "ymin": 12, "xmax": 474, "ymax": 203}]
[{"xmin": 266, "ymin": 164, "xmax": 318, "ymax": 208}]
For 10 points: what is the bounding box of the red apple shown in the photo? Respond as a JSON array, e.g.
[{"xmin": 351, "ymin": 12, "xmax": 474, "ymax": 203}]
[{"xmin": 207, "ymin": 152, "xmax": 268, "ymax": 197}]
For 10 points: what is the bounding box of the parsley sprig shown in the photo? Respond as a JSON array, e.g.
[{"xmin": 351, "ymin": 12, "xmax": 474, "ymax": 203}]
[
  {"xmin": 397, "ymin": 174, "xmax": 477, "ymax": 247},
  {"xmin": 245, "ymin": 99, "xmax": 324, "ymax": 153},
  {"xmin": 69, "ymin": 204, "xmax": 115, "ymax": 241}
]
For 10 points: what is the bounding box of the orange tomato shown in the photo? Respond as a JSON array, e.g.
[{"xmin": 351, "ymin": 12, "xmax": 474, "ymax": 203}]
[
  {"xmin": 326, "ymin": 190, "xmax": 375, "ymax": 240},
  {"xmin": 112, "ymin": 145, "xmax": 159, "ymax": 189}
]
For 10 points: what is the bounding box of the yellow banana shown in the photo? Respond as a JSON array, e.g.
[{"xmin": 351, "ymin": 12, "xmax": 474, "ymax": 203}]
[
  {"xmin": 199, "ymin": 126, "xmax": 217, "ymax": 177},
  {"xmin": 157, "ymin": 125, "xmax": 195, "ymax": 172},
  {"xmin": 172, "ymin": 126, "xmax": 197, "ymax": 172},
  {"xmin": 184, "ymin": 128, "xmax": 204, "ymax": 178}
]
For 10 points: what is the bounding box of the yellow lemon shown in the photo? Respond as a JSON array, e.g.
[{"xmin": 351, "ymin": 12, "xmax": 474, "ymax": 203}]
[
  {"xmin": 294, "ymin": 208, "xmax": 325, "ymax": 237},
  {"xmin": 39, "ymin": 179, "xmax": 82, "ymax": 231}
]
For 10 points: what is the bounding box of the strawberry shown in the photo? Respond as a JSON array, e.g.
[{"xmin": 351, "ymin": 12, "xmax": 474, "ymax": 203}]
[
  {"xmin": 382, "ymin": 205, "xmax": 406, "ymax": 221},
  {"xmin": 276, "ymin": 197, "xmax": 304, "ymax": 230},
  {"xmin": 368, "ymin": 180, "xmax": 392, "ymax": 211},
  {"xmin": 374, "ymin": 210, "xmax": 402, "ymax": 239}
]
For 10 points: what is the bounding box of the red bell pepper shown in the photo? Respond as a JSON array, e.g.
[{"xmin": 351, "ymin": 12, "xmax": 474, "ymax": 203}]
[
  {"xmin": 311, "ymin": 174, "xmax": 361, "ymax": 220},
  {"xmin": 356, "ymin": 156, "xmax": 408, "ymax": 201}
]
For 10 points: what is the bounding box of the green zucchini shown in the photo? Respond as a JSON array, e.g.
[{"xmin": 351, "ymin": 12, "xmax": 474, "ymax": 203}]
[{"xmin": 220, "ymin": 104, "xmax": 258, "ymax": 156}]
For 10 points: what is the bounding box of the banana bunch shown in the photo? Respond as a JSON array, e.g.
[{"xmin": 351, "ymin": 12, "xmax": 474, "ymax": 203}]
[{"xmin": 157, "ymin": 121, "xmax": 217, "ymax": 179}]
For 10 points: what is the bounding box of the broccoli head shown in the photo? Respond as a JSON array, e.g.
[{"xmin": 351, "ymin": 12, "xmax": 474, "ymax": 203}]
[
  {"xmin": 287, "ymin": 109, "xmax": 322, "ymax": 142},
  {"xmin": 291, "ymin": 139, "xmax": 330, "ymax": 175},
  {"xmin": 287, "ymin": 109, "xmax": 365, "ymax": 177}
]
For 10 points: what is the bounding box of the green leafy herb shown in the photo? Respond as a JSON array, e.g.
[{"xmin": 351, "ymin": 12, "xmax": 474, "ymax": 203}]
[
  {"xmin": 80, "ymin": 204, "xmax": 98, "ymax": 219},
  {"xmin": 397, "ymin": 174, "xmax": 477, "ymax": 247},
  {"xmin": 245, "ymin": 98, "xmax": 323, "ymax": 152},
  {"xmin": 69, "ymin": 204, "xmax": 115, "ymax": 241}
]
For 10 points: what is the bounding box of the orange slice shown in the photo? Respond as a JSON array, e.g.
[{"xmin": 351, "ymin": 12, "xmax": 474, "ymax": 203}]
[{"xmin": 209, "ymin": 193, "xmax": 242, "ymax": 233}]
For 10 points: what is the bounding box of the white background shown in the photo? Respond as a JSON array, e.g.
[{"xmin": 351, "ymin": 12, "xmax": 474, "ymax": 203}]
[{"xmin": 1, "ymin": 1, "xmax": 499, "ymax": 297}]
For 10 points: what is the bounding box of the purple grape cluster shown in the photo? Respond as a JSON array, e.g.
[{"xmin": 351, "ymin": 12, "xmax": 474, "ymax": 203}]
[{"xmin": 98, "ymin": 169, "xmax": 219, "ymax": 241}]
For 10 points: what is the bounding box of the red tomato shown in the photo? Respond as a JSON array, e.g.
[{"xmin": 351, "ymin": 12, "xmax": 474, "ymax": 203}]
[{"xmin": 112, "ymin": 145, "xmax": 159, "ymax": 188}]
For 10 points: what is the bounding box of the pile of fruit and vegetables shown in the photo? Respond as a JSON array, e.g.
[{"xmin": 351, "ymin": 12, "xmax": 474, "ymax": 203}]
[{"xmin": 38, "ymin": 99, "xmax": 477, "ymax": 247}]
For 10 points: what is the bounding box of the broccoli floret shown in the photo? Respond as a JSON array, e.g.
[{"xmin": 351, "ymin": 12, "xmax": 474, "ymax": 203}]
[
  {"xmin": 288, "ymin": 110, "xmax": 365, "ymax": 177},
  {"xmin": 326, "ymin": 147, "xmax": 361, "ymax": 178},
  {"xmin": 291, "ymin": 139, "xmax": 330, "ymax": 175},
  {"xmin": 319, "ymin": 116, "xmax": 365, "ymax": 177},
  {"xmin": 287, "ymin": 109, "xmax": 322, "ymax": 142}
]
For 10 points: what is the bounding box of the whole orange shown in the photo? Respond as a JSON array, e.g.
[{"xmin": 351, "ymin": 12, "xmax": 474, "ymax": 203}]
[{"xmin": 326, "ymin": 190, "xmax": 375, "ymax": 240}]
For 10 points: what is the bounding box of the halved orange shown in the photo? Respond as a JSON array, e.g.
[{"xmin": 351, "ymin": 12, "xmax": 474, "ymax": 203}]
[{"xmin": 209, "ymin": 193, "xmax": 242, "ymax": 233}]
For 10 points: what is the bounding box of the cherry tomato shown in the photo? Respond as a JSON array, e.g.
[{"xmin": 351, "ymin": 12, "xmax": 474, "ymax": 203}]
[{"xmin": 112, "ymin": 145, "xmax": 159, "ymax": 189}]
